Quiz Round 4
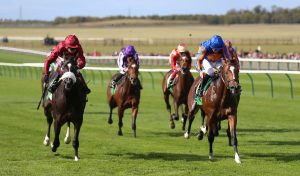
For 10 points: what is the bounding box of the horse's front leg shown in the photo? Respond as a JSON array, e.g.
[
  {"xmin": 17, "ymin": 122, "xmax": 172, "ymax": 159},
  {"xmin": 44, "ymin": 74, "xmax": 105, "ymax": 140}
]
[
  {"xmin": 51, "ymin": 120, "xmax": 61, "ymax": 152},
  {"xmin": 43, "ymin": 107, "xmax": 52, "ymax": 146},
  {"xmin": 131, "ymin": 106, "xmax": 138, "ymax": 138},
  {"xmin": 73, "ymin": 117, "xmax": 83, "ymax": 161},
  {"xmin": 228, "ymin": 114, "xmax": 241, "ymax": 164},
  {"xmin": 207, "ymin": 117, "xmax": 215, "ymax": 160},
  {"xmin": 184, "ymin": 106, "xmax": 199, "ymax": 139},
  {"xmin": 173, "ymin": 102, "xmax": 179, "ymax": 121},
  {"xmin": 117, "ymin": 107, "xmax": 124, "ymax": 136},
  {"xmin": 64, "ymin": 121, "xmax": 71, "ymax": 144},
  {"xmin": 197, "ymin": 108, "xmax": 206, "ymax": 140},
  {"xmin": 164, "ymin": 92, "xmax": 174, "ymax": 129},
  {"xmin": 108, "ymin": 104, "xmax": 113, "ymax": 124}
]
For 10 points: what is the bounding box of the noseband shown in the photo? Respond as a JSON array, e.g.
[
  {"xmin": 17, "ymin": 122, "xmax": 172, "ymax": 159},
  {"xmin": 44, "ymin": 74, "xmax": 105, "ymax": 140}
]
[{"xmin": 220, "ymin": 65, "xmax": 241, "ymax": 94}]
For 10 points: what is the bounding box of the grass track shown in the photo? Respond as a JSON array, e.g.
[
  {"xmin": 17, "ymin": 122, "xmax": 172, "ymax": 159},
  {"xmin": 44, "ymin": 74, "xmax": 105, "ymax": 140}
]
[{"xmin": 0, "ymin": 65, "xmax": 300, "ymax": 175}]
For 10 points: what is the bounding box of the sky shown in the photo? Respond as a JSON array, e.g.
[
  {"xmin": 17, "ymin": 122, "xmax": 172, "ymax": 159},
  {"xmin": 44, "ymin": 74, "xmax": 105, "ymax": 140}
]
[{"xmin": 1, "ymin": 0, "xmax": 300, "ymax": 21}]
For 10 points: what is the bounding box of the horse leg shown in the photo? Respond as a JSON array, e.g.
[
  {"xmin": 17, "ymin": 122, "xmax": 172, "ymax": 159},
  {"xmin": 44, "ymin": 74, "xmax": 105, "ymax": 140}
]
[
  {"xmin": 197, "ymin": 109, "xmax": 206, "ymax": 140},
  {"xmin": 51, "ymin": 120, "xmax": 61, "ymax": 152},
  {"xmin": 226, "ymin": 121, "xmax": 231, "ymax": 146},
  {"xmin": 64, "ymin": 121, "xmax": 71, "ymax": 144},
  {"xmin": 228, "ymin": 115, "xmax": 241, "ymax": 163},
  {"xmin": 43, "ymin": 108, "xmax": 52, "ymax": 146},
  {"xmin": 182, "ymin": 104, "xmax": 188, "ymax": 131},
  {"xmin": 73, "ymin": 117, "xmax": 83, "ymax": 161},
  {"xmin": 117, "ymin": 108, "xmax": 124, "ymax": 136},
  {"xmin": 207, "ymin": 117, "xmax": 215, "ymax": 160},
  {"xmin": 131, "ymin": 106, "xmax": 138, "ymax": 138},
  {"xmin": 184, "ymin": 106, "xmax": 198, "ymax": 139},
  {"xmin": 108, "ymin": 106, "xmax": 113, "ymax": 124},
  {"xmin": 164, "ymin": 92, "xmax": 174, "ymax": 129},
  {"xmin": 173, "ymin": 102, "xmax": 179, "ymax": 121}
]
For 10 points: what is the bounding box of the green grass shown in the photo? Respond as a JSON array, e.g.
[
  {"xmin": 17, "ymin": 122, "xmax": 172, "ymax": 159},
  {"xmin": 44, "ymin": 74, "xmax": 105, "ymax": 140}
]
[{"xmin": 0, "ymin": 64, "xmax": 300, "ymax": 175}]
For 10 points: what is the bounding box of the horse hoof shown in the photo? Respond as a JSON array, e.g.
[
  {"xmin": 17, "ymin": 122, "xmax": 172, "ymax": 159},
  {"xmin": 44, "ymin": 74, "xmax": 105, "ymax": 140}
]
[
  {"xmin": 235, "ymin": 153, "xmax": 241, "ymax": 164},
  {"xmin": 52, "ymin": 147, "xmax": 57, "ymax": 152},
  {"xmin": 197, "ymin": 132, "xmax": 204, "ymax": 140},
  {"xmin": 108, "ymin": 119, "xmax": 113, "ymax": 124},
  {"xmin": 184, "ymin": 132, "xmax": 190, "ymax": 139},
  {"xmin": 118, "ymin": 131, "xmax": 123, "ymax": 136},
  {"xmin": 74, "ymin": 156, "xmax": 79, "ymax": 161},
  {"xmin": 209, "ymin": 153, "xmax": 213, "ymax": 160},
  {"xmin": 170, "ymin": 123, "xmax": 175, "ymax": 129},
  {"xmin": 43, "ymin": 136, "xmax": 50, "ymax": 146},
  {"xmin": 64, "ymin": 136, "xmax": 71, "ymax": 144},
  {"xmin": 200, "ymin": 125, "xmax": 207, "ymax": 134}
]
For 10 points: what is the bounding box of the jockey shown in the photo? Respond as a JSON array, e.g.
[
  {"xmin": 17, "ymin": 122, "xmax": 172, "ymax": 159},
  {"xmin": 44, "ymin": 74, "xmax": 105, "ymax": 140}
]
[
  {"xmin": 110, "ymin": 45, "xmax": 142, "ymax": 89},
  {"xmin": 195, "ymin": 35, "xmax": 237, "ymax": 101},
  {"xmin": 167, "ymin": 43, "xmax": 192, "ymax": 89},
  {"xmin": 43, "ymin": 34, "xmax": 90, "ymax": 94}
]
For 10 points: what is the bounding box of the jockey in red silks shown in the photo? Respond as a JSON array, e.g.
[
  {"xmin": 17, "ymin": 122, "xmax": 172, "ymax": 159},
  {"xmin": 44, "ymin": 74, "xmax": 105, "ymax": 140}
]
[
  {"xmin": 110, "ymin": 45, "xmax": 142, "ymax": 89},
  {"xmin": 43, "ymin": 34, "xmax": 90, "ymax": 94},
  {"xmin": 167, "ymin": 43, "xmax": 192, "ymax": 89},
  {"xmin": 194, "ymin": 35, "xmax": 239, "ymax": 104}
]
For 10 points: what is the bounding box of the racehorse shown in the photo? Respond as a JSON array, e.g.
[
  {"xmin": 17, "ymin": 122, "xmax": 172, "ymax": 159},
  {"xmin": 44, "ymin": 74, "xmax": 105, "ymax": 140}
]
[
  {"xmin": 42, "ymin": 59, "xmax": 86, "ymax": 161},
  {"xmin": 107, "ymin": 57, "xmax": 141, "ymax": 137},
  {"xmin": 162, "ymin": 53, "xmax": 194, "ymax": 129},
  {"xmin": 184, "ymin": 59, "xmax": 242, "ymax": 163}
]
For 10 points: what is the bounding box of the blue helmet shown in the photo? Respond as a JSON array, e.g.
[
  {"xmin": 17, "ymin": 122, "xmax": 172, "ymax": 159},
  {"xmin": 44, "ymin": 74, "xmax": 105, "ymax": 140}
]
[
  {"xmin": 210, "ymin": 35, "xmax": 224, "ymax": 52},
  {"xmin": 124, "ymin": 45, "xmax": 136, "ymax": 57}
]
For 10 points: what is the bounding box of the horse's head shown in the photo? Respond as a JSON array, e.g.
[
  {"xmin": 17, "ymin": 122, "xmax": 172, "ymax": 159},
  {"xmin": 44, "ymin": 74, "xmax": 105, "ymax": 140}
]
[
  {"xmin": 59, "ymin": 59, "xmax": 77, "ymax": 92},
  {"xmin": 221, "ymin": 60, "xmax": 241, "ymax": 95},
  {"xmin": 126, "ymin": 57, "xmax": 139, "ymax": 85},
  {"xmin": 179, "ymin": 52, "xmax": 191, "ymax": 74}
]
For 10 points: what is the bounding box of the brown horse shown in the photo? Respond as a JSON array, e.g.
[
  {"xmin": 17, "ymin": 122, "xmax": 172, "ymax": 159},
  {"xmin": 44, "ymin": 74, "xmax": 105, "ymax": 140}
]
[
  {"xmin": 107, "ymin": 57, "xmax": 141, "ymax": 137},
  {"xmin": 42, "ymin": 59, "xmax": 86, "ymax": 161},
  {"xmin": 162, "ymin": 54, "xmax": 194, "ymax": 129},
  {"xmin": 184, "ymin": 60, "xmax": 242, "ymax": 163}
]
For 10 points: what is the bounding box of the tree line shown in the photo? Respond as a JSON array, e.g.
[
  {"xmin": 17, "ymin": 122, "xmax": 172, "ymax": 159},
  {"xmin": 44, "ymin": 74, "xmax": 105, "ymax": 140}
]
[{"xmin": 1, "ymin": 5, "xmax": 300, "ymax": 25}]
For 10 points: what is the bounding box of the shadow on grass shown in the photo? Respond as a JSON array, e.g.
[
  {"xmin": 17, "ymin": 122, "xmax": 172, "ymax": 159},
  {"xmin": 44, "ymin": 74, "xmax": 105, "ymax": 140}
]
[
  {"xmin": 247, "ymin": 140, "xmax": 300, "ymax": 146},
  {"xmin": 238, "ymin": 128, "xmax": 300, "ymax": 133},
  {"xmin": 85, "ymin": 111, "xmax": 110, "ymax": 115},
  {"xmin": 245, "ymin": 153, "xmax": 300, "ymax": 162},
  {"xmin": 54, "ymin": 153, "xmax": 74, "ymax": 160},
  {"xmin": 107, "ymin": 152, "xmax": 206, "ymax": 161},
  {"xmin": 150, "ymin": 131, "xmax": 186, "ymax": 137}
]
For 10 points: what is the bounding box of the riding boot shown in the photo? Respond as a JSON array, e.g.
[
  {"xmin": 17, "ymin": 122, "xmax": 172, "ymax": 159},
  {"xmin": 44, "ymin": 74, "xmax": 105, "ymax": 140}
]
[
  {"xmin": 199, "ymin": 74, "xmax": 210, "ymax": 97},
  {"xmin": 167, "ymin": 78, "xmax": 175, "ymax": 89},
  {"xmin": 110, "ymin": 73, "xmax": 123, "ymax": 88},
  {"xmin": 77, "ymin": 73, "xmax": 91, "ymax": 94},
  {"xmin": 48, "ymin": 75, "xmax": 59, "ymax": 93}
]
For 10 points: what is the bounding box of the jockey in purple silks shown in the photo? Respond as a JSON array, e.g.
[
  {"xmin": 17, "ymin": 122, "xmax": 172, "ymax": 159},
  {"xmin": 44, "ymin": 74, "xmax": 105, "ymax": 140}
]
[{"xmin": 110, "ymin": 45, "xmax": 142, "ymax": 89}]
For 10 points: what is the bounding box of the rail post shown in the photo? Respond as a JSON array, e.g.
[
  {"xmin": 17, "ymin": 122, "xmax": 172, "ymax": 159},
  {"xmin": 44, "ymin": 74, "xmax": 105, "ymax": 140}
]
[
  {"xmin": 246, "ymin": 73, "xmax": 255, "ymax": 96},
  {"xmin": 148, "ymin": 72, "xmax": 155, "ymax": 90},
  {"xmin": 265, "ymin": 73, "xmax": 274, "ymax": 98},
  {"xmin": 285, "ymin": 74, "xmax": 294, "ymax": 99}
]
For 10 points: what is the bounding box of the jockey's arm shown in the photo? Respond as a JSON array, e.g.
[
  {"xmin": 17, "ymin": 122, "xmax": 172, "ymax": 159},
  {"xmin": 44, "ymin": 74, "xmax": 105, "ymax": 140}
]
[
  {"xmin": 76, "ymin": 46, "xmax": 86, "ymax": 69},
  {"xmin": 44, "ymin": 44, "xmax": 61, "ymax": 74},
  {"xmin": 197, "ymin": 47, "xmax": 206, "ymax": 71},
  {"xmin": 117, "ymin": 52, "xmax": 127, "ymax": 73},
  {"xmin": 170, "ymin": 52, "xmax": 178, "ymax": 70}
]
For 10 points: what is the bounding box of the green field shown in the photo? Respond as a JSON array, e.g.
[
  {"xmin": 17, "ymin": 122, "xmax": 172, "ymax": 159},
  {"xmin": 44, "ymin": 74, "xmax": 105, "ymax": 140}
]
[
  {"xmin": 1, "ymin": 51, "xmax": 300, "ymax": 175},
  {"xmin": 1, "ymin": 24, "xmax": 300, "ymax": 54}
]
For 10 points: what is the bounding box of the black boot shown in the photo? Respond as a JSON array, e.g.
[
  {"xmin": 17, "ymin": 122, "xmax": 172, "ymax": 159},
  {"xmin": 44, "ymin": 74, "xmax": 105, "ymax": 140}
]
[
  {"xmin": 110, "ymin": 73, "xmax": 123, "ymax": 88},
  {"xmin": 48, "ymin": 75, "xmax": 59, "ymax": 93},
  {"xmin": 167, "ymin": 77, "xmax": 175, "ymax": 89},
  {"xmin": 199, "ymin": 74, "xmax": 210, "ymax": 97}
]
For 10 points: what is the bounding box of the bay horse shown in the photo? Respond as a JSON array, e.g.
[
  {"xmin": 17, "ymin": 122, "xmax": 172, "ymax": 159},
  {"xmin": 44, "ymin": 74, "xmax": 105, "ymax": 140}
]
[
  {"xmin": 184, "ymin": 59, "xmax": 242, "ymax": 163},
  {"xmin": 42, "ymin": 59, "xmax": 86, "ymax": 161},
  {"xmin": 162, "ymin": 53, "xmax": 194, "ymax": 129},
  {"xmin": 107, "ymin": 57, "xmax": 141, "ymax": 137}
]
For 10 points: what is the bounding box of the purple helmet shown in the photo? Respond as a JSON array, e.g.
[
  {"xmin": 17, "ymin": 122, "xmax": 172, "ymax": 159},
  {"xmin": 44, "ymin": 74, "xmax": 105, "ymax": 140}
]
[
  {"xmin": 124, "ymin": 45, "xmax": 136, "ymax": 56},
  {"xmin": 210, "ymin": 35, "xmax": 224, "ymax": 52}
]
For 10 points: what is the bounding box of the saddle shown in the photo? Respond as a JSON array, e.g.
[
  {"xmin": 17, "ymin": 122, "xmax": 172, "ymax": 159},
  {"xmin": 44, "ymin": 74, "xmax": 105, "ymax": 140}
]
[{"xmin": 195, "ymin": 75, "xmax": 219, "ymax": 105}]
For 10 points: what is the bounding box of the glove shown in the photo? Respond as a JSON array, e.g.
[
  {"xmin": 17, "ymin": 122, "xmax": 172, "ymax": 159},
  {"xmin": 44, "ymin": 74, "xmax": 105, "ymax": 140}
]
[{"xmin": 43, "ymin": 74, "xmax": 49, "ymax": 83}]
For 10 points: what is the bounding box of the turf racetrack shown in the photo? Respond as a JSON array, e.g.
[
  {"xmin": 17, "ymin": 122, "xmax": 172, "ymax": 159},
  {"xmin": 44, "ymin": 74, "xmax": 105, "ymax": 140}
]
[{"xmin": 0, "ymin": 67, "xmax": 300, "ymax": 175}]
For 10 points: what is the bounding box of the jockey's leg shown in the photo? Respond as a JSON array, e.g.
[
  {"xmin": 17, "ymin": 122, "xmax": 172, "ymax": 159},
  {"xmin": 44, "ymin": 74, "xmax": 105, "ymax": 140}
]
[
  {"xmin": 48, "ymin": 72, "xmax": 59, "ymax": 93},
  {"xmin": 199, "ymin": 74, "xmax": 210, "ymax": 97},
  {"xmin": 110, "ymin": 72, "xmax": 124, "ymax": 88},
  {"xmin": 77, "ymin": 72, "xmax": 91, "ymax": 94},
  {"xmin": 167, "ymin": 70, "xmax": 177, "ymax": 89}
]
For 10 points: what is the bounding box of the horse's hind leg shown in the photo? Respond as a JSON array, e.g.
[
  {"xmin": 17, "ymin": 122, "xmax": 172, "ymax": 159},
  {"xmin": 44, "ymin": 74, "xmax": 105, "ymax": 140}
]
[
  {"xmin": 131, "ymin": 106, "xmax": 138, "ymax": 138},
  {"xmin": 182, "ymin": 104, "xmax": 188, "ymax": 131},
  {"xmin": 64, "ymin": 121, "xmax": 71, "ymax": 144},
  {"xmin": 108, "ymin": 106, "xmax": 113, "ymax": 124},
  {"xmin": 117, "ymin": 108, "xmax": 124, "ymax": 136},
  {"xmin": 43, "ymin": 107, "xmax": 52, "ymax": 146},
  {"xmin": 51, "ymin": 120, "xmax": 61, "ymax": 152},
  {"xmin": 228, "ymin": 115, "xmax": 241, "ymax": 163},
  {"xmin": 164, "ymin": 92, "xmax": 175, "ymax": 129},
  {"xmin": 73, "ymin": 117, "xmax": 83, "ymax": 161}
]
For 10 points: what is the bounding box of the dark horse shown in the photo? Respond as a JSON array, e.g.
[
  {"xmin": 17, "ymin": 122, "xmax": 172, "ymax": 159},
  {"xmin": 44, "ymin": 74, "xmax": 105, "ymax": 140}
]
[
  {"xmin": 42, "ymin": 59, "xmax": 86, "ymax": 161},
  {"xmin": 162, "ymin": 54, "xmax": 194, "ymax": 129},
  {"xmin": 184, "ymin": 59, "xmax": 241, "ymax": 163},
  {"xmin": 107, "ymin": 57, "xmax": 141, "ymax": 137}
]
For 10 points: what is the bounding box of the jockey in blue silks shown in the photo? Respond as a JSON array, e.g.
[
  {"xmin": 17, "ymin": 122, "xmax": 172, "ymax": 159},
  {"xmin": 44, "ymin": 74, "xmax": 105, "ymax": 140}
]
[
  {"xmin": 110, "ymin": 45, "xmax": 142, "ymax": 89},
  {"xmin": 194, "ymin": 35, "xmax": 239, "ymax": 103}
]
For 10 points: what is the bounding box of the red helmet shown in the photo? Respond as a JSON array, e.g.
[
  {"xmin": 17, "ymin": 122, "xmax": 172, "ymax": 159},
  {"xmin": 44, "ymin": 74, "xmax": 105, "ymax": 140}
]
[
  {"xmin": 177, "ymin": 43, "xmax": 188, "ymax": 53},
  {"xmin": 64, "ymin": 35, "xmax": 79, "ymax": 48}
]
